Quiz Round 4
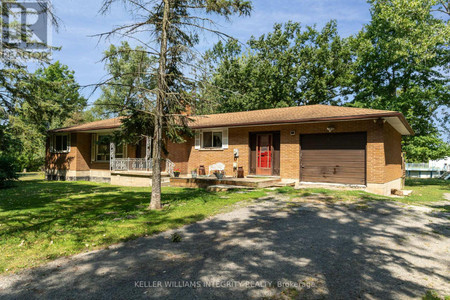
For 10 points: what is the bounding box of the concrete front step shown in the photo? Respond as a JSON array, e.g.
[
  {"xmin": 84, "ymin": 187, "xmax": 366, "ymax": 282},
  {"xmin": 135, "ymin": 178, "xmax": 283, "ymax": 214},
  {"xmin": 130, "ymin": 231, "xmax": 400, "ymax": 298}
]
[
  {"xmin": 272, "ymin": 181, "xmax": 296, "ymax": 187},
  {"xmin": 110, "ymin": 171, "xmax": 171, "ymax": 187},
  {"xmin": 170, "ymin": 176, "xmax": 281, "ymax": 189},
  {"xmin": 206, "ymin": 185, "xmax": 254, "ymax": 192}
]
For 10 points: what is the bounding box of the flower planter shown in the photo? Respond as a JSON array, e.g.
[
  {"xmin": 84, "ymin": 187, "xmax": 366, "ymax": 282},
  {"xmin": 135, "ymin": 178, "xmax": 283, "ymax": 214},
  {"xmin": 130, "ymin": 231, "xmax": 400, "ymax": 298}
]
[
  {"xmin": 174, "ymin": 172, "xmax": 180, "ymax": 178},
  {"xmin": 191, "ymin": 172, "xmax": 197, "ymax": 178}
]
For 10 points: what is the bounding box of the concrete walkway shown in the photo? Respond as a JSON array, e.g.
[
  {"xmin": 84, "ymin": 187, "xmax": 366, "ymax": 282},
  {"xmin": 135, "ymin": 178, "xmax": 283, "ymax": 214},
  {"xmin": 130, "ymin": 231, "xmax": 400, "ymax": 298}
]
[{"xmin": 0, "ymin": 195, "xmax": 449, "ymax": 299}]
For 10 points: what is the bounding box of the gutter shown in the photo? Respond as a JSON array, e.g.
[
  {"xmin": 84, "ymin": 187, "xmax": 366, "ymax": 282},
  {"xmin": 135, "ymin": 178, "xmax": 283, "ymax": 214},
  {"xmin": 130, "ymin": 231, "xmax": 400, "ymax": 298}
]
[
  {"xmin": 190, "ymin": 112, "xmax": 415, "ymax": 135},
  {"xmin": 49, "ymin": 112, "xmax": 414, "ymax": 136},
  {"xmin": 48, "ymin": 125, "xmax": 121, "ymax": 133}
]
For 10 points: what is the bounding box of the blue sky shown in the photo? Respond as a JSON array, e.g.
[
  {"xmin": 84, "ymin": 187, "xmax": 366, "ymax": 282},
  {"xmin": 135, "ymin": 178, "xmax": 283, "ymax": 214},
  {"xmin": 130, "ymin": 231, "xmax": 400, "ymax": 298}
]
[{"xmin": 50, "ymin": 0, "xmax": 371, "ymax": 103}]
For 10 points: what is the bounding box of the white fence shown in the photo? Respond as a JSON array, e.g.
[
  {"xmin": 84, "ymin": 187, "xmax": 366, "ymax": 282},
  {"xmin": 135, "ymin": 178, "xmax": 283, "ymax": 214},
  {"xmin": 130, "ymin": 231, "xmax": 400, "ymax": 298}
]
[
  {"xmin": 110, "ymin": 158, "xmax": 175, "ymax": 177},
  {"xmin": 111, "ymin": 158, "xmax": 152, "ymax": 171},
  {"xmin": 406, "ymin": 163, "xmax": 447, "ymax": 171}
]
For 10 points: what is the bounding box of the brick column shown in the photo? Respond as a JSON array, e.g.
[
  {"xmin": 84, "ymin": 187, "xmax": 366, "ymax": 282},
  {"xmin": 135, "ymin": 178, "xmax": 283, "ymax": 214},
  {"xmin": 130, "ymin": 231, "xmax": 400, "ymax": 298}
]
[{"xmin": 366, "ymin": 120, "xmax": 386, "ymax": 184}]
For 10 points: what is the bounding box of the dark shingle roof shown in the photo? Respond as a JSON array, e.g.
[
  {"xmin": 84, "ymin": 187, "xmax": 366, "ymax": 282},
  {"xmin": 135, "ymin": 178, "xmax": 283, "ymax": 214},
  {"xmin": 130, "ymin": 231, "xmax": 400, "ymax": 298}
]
[{"xmin": 50, "ymin": 105, "xmax": 414, "ymax": 135}]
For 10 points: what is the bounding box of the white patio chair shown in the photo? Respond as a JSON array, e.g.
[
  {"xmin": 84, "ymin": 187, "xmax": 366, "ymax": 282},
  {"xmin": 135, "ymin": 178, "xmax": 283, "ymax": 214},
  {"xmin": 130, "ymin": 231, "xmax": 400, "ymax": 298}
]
[{"xmin": 209, "ymin": 163, "xmax": 225, "ymax": 175}]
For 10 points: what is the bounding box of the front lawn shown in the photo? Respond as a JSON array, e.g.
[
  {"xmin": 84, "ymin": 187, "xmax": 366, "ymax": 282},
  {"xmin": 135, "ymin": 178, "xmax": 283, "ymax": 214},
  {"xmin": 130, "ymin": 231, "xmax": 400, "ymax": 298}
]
[
  {"xmin": 1, "ymin": 177, "xmax": 447, "ymax": 274},
  {"xmin": 403, "ymin": 178, "xmax": 449, "ymax": 204},
  {"xmin": 276, "ymin": 178, "xmax": 449, "ymax": 207},
  {"xmin": 0, "ymin": 179, "xmax": 266, "ymax": 274}
]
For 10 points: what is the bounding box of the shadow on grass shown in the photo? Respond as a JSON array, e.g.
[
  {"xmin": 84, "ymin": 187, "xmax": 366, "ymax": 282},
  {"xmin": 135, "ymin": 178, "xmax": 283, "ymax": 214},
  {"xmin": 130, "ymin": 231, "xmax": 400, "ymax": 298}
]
[
  {"xmin": 0, "ymin": 179, "xmax": 238, "ymax": 272},
  {"xmin": 0, "ymin": 179, "xmax": 212, "ymax": 211},
  {"xmin": 0, "ymin": 193, "xmax": 448, "ymax": 299},
  {"xmin": 405, "ymin": 178, "xmax": 449, "ymax": 188},
  {"xmin": 429, "ymin": 204, "xmax": 450, "ymax": 213}
]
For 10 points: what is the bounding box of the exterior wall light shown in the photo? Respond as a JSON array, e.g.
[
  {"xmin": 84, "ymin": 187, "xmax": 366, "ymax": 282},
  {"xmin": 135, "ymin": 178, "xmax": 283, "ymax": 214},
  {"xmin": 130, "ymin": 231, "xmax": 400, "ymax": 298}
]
[{"xmin": 327, "ymin": 125, "xmax": 336, "ymax": 132}]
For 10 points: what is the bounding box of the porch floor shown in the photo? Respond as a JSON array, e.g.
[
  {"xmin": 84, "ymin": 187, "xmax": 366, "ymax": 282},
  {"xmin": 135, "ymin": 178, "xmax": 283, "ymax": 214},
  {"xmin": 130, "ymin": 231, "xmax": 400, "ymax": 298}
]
[
  {"xmin": 111, "ymin": 171, "xmax": 170, "ymax": 177},
  {"xmin": 170, "ymin": 176, "xmax": 282, "ymax": 189}
]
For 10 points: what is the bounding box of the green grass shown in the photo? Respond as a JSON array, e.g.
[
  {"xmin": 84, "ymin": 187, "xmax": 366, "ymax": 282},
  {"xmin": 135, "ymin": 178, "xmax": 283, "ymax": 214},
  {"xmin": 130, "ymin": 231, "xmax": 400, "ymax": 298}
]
[
  {"xmin": 276, "ymin": 178, "xmax": 449, "ymax": 206},
  {"xmin": 0, "ymin": 178, "xmax": 266, "ymax": 274},
  {"xmin": 1, "ymin": 177, "xmax": 447, "ymax": 274},
  {"xmin": 403, "ymin": 178, "xmax": 449, "ymax": 204},
  {"xmin": 17, "ymin": 172, "xmax": 45, "ymax": 181},
  {"xmin": 276, "ymin": 186, "xmax": 390, "ymax": 203},
  {"xmin": 422, "ymin": 290, "xmax": 450, "ymax": 300}
]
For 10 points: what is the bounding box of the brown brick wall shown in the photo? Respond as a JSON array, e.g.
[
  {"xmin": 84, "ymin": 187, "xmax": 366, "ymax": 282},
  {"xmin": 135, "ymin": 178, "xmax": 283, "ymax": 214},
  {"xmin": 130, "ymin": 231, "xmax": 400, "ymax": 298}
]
[
  {"xmin": 45, "ymin": 119, "xmax": 404, "ymax": 185},
  {"xmin": 166, "ymin": 138, "xmax": 193, "ymax": 174},
  {"xmin": 76, "ymin": 133, "xmax": 91, "ymax": 171},
  {"xmin": 366, "ymin": 120, "xmax": 386, "ymax": 184},
  {"xmin": 45, "ymin": 133, "xmax": 77, "ymax": 172},
  {"xmin": 89, "ymin": 162, "xmax": 110, "ymax": 170},
  {"xmin": 166, "ymin": 120, "xmax": 403, "ymax": 184},
  {"xmin": 384, "ymin": 122, "xmax": 403, "ymax": 182},
  {"xmin": 45, "ymin": 132, "xmax": 109, "ymax": 172}
]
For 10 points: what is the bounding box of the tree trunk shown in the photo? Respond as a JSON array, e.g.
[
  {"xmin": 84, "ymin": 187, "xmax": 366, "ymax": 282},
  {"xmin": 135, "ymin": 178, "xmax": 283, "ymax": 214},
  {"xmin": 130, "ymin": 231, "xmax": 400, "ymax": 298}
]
[{"xmin": 149, "ymin": 0, "xmax": 169, "ymax": 210}]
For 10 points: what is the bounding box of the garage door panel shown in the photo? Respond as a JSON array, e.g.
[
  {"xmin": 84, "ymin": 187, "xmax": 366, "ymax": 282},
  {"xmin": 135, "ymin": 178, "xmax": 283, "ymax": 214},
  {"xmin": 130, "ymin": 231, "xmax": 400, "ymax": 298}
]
[
  {"xmin": 302, "ymin": 176, "xmax": 366, "ymax": 185},
  {"xmin": 301, "ymin": 133, "xmax": 366, "ymax": 150},
  {"xmin": 300, "ymin": 132, "xmax": 366, "ymax": 185},
  {"xmin": 302, "ymin": 174, "xmax": 366, "ymax": 181},
  {"xmin": 302, "ymin": 151, "xmax": 365, "ymax": 160},
  {"xmin": 302, "ymin": 153, "xmax": 365, "ymax": 164},
  {"xmin": 302, "ymin": 158, "xmax": 366, "ymax": 164},
  {"xmin": 301, "ymin": 167, "xmax": 366, "ymax": 176},
  {"xmin": 301, "ymin": 171, "xmax": 365, "ymax": 179},
  {"xmin": 302, "ymin": 161, "xmax": 366, "ymax": 168},
  {"xmin": 301, "ymin": 149, "xmax": 366, "ymax": 156}
]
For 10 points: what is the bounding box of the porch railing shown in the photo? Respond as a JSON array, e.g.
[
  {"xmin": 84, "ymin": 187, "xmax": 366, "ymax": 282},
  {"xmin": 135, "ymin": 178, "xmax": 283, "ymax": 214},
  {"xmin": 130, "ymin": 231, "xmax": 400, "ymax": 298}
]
[
  {"xmin": 111, "ymin": 158, "xmax": 152, "ymax": 172},
  {"xmin": 166, "ymin": 159, "xmax": 175, "ymax": 177},
  {"xmin": 110, "ymin": 158, "xmax": 175, "ymax": 177}
]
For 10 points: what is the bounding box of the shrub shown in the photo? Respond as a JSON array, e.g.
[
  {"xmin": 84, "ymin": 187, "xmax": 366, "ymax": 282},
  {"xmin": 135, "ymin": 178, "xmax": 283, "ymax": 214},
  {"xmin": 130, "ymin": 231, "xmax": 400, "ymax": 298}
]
[
  {"xmin": 276, "ymin": 186, "xmax": 295, "ymax": 194},
  {"xmin": 0, "ymin": 156, "xmax": 19, "ymax": 188}
]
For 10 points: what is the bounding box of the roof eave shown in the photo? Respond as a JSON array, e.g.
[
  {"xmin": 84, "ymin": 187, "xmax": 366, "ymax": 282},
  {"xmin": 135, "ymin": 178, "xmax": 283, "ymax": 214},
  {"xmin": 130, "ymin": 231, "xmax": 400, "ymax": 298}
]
[
  {"xmin": 49, "ymin": 125, "xmax": 121, "ymax": 133},
  {"xmin": 190, "ymin": 112, "xmax": 415, "ymax": 135},
  {"xmin": 48, "ymin": 112, "xmax": 415, "ymax": 136}
]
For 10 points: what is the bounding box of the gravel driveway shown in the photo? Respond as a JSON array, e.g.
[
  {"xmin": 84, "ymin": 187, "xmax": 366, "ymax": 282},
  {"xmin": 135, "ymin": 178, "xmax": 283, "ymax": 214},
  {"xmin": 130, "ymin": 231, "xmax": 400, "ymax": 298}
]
[{"xmin": 0, "ymin": 194, "xmax": 449, "ymax": 299}]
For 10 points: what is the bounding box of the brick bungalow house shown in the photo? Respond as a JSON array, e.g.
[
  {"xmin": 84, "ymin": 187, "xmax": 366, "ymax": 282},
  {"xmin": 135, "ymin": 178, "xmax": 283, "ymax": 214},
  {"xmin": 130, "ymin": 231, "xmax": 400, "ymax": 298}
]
[{"xmin": 46, "ymin": 105, "xmax": 414, "ymax": 195}]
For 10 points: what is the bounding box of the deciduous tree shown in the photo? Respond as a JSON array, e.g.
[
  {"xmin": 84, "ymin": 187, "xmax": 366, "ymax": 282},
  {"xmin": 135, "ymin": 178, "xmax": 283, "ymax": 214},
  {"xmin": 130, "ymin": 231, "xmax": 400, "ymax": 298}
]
[
  {"xmin": 349, "ymin": 0, "xmax": 449, "ymax": 161},
  {"xmin": 99, "ymin": 0, "xmax": 252, "ymax": 209},
  {"xmin": 199, "ymin": 21, "xmax": 353, "ymax": 113},
  {"xmin": 9, "ymin": 62, "xmax": 87, "ymax": 170}
]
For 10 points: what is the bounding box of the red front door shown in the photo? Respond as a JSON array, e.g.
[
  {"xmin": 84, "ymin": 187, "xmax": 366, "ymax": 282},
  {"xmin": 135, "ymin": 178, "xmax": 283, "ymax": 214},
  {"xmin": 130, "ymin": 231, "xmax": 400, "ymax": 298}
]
[{"xmin": 256, "ymin": 134, "xmax": 273, "ymax": 175}]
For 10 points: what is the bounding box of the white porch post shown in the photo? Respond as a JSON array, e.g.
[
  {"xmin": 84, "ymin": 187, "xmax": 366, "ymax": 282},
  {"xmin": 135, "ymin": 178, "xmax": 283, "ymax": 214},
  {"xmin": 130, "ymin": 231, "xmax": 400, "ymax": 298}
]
[
  {"xmin": 145, "ymin": 136, "xmax": 152, "ymax": 171},
  {"xmin": 110, "ymin": 142, "xmax": 116, "ymax": 171}
]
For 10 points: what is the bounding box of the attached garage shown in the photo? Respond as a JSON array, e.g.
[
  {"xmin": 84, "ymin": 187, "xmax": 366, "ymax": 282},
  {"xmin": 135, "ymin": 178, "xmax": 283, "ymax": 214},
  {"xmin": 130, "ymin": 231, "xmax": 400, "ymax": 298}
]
[{"xmin": 300, "ymin": 132, "xmax": 366, "ymax": 185}]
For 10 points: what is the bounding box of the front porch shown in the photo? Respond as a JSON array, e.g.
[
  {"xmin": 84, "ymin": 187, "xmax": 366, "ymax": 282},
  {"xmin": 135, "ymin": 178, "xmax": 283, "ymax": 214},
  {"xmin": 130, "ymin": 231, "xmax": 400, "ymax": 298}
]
[
  {"xmin": 110, "ymin": 170, "xmax": 171, "ymax": 187},
  {"xmin": 170, "ymin": 176, "xmax": 293, "ymax": 190},
  {"xmin": 109, "ymin": 156, "xmax": 175, "ymax": 187},
  {"xmin": 108, "ymin": 139, "xmax": 289, "ymax": 189}
]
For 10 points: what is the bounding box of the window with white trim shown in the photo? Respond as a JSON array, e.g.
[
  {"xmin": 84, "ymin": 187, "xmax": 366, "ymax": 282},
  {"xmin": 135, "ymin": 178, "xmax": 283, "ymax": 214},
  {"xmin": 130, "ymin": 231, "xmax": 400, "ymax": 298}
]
[
  {"xmin": 202, "ymin": 131, "xmax": 222, "ymax": 148},
  {"xmin": 94, "ymin": 134, "xmax": 126, "ymax": 161},
  {"xmin": 195, "ymin": 129, "xmax": 228, "ymax": 150},
  {"xmin": 50, "ymin": 133, "xmax": 70, "ymax": 153}
]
